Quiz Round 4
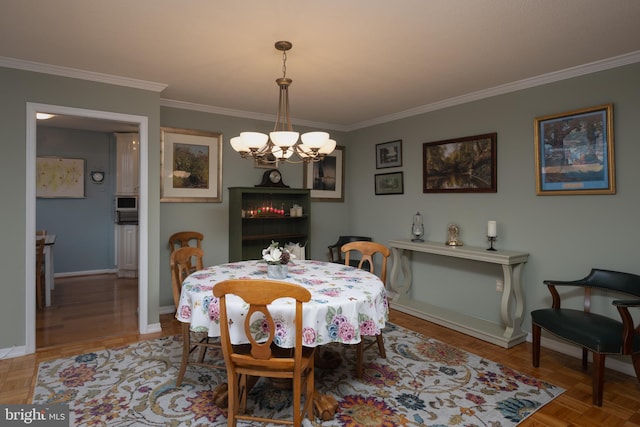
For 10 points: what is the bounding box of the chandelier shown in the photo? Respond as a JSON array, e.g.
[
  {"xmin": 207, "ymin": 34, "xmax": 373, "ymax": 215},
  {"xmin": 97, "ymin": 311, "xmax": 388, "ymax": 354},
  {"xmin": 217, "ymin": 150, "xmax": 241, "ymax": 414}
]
[{"xmin": 230, "ymin": 41, "xmax": 336, "ymax": 164}]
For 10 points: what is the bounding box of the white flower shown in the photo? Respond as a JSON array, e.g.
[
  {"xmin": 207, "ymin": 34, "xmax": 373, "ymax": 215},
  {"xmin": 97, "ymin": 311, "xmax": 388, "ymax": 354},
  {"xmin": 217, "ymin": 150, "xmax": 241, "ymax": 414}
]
[
  {"xmin": 262, "ymin": 241, "xmax": 295, "ymax": 265},
  {"xmin": 263, "ymin": 247, "xmax": 282, "ymax": 264}
]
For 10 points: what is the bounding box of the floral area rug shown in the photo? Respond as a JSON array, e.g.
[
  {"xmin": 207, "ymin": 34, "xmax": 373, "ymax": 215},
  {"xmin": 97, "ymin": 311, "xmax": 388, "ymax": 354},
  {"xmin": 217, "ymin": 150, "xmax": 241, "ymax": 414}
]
[{"xmin": 33, "ymin": 323, "xmax": 563, "ymax": 426}]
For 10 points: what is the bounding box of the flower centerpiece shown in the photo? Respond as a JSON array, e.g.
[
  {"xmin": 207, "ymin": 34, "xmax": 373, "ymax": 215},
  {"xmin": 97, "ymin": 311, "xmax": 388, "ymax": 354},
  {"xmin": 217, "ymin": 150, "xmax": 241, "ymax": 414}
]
[{"xmin": 262, "ymin": 241, "xmax": 295, "ymax": 279}]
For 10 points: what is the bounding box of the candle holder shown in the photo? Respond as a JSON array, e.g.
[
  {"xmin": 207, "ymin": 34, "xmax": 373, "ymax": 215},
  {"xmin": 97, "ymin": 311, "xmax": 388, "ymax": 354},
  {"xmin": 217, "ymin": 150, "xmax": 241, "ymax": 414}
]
[{"xmin": 487, "ymin": 235, "xmax": 497, "ymax": 251}]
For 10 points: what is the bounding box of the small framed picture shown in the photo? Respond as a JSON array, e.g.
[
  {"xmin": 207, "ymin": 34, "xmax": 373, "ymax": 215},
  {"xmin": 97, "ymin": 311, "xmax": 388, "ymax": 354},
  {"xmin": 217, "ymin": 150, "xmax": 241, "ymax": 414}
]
[
  {"xmin": 254, "ymin": 152, "xmax": 278, "ymax": 169},
  {"xmin": 375, "ymin": 171, "xmax": 404, "ymax": 195},
  {"xmin": 534, "ymin": 104, "xmax": 615, "ymax": 195},
  {"xmin": 303, "ymin": 146, "xmax": 345, "ymax": 202},
  {"xmin": 376, "ymin": 140, "xmax": 402, "ymax": 169}
]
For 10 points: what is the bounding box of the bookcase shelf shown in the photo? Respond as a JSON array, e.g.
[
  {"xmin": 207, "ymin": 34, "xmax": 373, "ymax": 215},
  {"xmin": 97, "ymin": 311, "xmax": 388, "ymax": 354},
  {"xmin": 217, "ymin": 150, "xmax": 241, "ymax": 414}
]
[{"xmin": 228, "ymin": 187, "xmax": 311, "ymax": 262}]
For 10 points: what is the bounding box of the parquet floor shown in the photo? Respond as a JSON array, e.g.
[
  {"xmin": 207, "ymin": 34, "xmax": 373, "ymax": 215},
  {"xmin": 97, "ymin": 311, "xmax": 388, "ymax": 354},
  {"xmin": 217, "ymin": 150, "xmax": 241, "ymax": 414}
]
[{"xmin": 1, "ymin": 274, "xmax": 639, "ymax": 425}]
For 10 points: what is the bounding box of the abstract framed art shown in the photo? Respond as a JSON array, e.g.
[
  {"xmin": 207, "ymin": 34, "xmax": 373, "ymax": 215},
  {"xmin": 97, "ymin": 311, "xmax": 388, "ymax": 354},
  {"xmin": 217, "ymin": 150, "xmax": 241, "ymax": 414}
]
[
  {"xmin": 36, "ymin": 157, "xmax": 85, "ymax": 198},
  {"xmin": 534, "ymin": 104, "xmax": 615, "ymax": 195}
]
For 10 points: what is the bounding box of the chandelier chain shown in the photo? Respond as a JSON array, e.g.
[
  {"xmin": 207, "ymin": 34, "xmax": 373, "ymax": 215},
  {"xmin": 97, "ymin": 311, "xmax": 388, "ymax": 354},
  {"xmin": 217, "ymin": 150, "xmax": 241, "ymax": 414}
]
[
  {"xmin": 282, "ymin": 50, "xmax": 287, "ymax": 79},
  {"xmin": 229, "ymin": 40, "xmax": 335, "ymax": 164}
]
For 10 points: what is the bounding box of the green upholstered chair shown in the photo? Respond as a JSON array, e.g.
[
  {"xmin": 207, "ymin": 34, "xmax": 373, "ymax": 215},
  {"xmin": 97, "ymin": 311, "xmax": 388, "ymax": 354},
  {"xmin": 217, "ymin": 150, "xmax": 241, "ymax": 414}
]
[{"xmin": 531, "ymin": 269, "xmax": 640, "ymax": 406}]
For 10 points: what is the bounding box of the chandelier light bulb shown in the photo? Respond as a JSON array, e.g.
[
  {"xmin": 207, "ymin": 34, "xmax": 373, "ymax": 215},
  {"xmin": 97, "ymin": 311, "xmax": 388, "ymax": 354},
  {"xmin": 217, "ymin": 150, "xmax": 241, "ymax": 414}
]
[
  {"xmin": 230, "ymin": 136, "xmax": 249, "ymax": 153},
  {"xmin": 269, "ymin": 131, "xmax": 299, "ymax": 147},
  {"xmin": 240, "ymin": 132, "xmax": 269, "ymax": 149},
  {"xmin": 319, "ymin": 139, "xmax": 337, "ymax": 154},
  {"xmin": 230, "ymin": 41, "xmax": 335, "ymax": 163},
  {"xmin": 272, "ymin": 146, "xmax": 295, "ymax": 159},
  {"xmin": 296, "ymin": 144, "xmax": 311, "ymax": 158},
  {"xmin": 301, "ymin": 131, "xmax": 330, "ymax": 149}
]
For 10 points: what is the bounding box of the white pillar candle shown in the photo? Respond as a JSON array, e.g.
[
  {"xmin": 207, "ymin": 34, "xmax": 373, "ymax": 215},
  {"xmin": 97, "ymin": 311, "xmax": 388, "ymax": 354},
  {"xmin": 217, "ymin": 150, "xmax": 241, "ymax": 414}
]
[{"xmin": 488, "ymin": 221, "xmax": 497, "ymax": 237}]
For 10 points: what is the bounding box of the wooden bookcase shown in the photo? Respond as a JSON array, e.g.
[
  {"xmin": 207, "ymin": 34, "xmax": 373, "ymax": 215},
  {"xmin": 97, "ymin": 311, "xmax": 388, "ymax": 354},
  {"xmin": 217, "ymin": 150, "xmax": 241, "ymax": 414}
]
[{"xmin": 228, "ymin": 187, "xmax": 311, "ymax": 262}]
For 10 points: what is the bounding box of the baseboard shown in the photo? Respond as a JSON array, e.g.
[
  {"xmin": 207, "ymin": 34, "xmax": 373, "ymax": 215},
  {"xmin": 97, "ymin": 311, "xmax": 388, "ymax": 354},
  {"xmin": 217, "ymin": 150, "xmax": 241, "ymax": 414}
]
[
  {"xmin": 527, "ymin": 333, "xmax": 635, "ymax": 377},
  {"xmin": 159, "ymin": 305, "xmax": 176, "ymax": 315},
  {"xmin": 143, "ymin": 323, "xmax": 162, "ymax": 334},
  {"xmin": 55, "ymin": 269, "xmax": 117, "ymax": 278},
  {"xmin": 0, "ymin": 345, "xmax": 27, "ymax": 360}
]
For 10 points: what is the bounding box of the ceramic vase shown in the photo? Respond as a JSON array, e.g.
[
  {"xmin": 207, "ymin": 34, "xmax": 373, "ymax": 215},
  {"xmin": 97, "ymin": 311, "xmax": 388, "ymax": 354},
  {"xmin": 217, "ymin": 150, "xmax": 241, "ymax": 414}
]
[{"xmin": 267, "ymin": 264, "xmax": 288, "ymax": 279}]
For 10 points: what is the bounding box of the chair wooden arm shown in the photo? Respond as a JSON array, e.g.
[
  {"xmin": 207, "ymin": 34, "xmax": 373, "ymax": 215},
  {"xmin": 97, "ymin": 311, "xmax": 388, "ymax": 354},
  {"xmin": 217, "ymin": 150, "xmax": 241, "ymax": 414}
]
[
  {"xmin": 543, "ymin": 278, "xmax": 591, "ymax": 309},
  {"xmin": 533, "ymin": 268, "xmax": 640, "ymax": 406},
  {"xmin": 612, "ymin": 299, "xmax": 640, "ymax": 308},
  {"xmin": 612, "ymin": 299, "xmax": 640, "ymax": 354},
  {"xmin": 614, "ymin": 304, "xmax": 640, "ymax": 354}
]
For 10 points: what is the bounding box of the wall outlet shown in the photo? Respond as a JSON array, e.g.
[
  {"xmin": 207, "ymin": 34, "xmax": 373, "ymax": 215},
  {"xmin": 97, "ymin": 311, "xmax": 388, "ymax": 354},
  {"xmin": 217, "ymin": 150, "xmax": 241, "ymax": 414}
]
[{"xmin": 496, "ymin": 279, "xmax": 504, "ymax": 292}]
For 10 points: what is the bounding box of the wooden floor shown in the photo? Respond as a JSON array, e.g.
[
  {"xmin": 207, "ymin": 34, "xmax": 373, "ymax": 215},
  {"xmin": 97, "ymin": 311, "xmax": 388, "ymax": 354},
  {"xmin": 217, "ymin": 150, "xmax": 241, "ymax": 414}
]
[{"xmin": 1, "ymin": 274, "xmax": 639, "ymax": 426}]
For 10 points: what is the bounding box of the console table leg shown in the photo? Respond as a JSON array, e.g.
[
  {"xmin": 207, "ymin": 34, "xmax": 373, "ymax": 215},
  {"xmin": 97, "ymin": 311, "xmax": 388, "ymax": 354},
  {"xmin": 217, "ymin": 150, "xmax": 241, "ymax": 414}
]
[
  {"xmin": 390, "ymin": 248, "xmax": 412, "ymax": 297},
  {"xmin": 500, "ymin": 263, "xmax": 525, "ymax": 339}
]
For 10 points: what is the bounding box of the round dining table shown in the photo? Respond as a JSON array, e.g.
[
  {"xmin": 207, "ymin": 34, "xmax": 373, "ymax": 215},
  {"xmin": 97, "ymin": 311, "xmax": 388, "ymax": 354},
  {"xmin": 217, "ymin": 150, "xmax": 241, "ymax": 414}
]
[{"xmin": 175, "ymin": 259, "xmax": 388, "ymax": 347}]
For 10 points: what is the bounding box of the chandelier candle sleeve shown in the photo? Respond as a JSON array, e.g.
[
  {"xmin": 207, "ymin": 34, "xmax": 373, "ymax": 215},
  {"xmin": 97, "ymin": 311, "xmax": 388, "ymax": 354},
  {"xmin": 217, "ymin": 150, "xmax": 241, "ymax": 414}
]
[{"xmin": 488, "ymin": 221, "xmax": 497, "ymax": 237}]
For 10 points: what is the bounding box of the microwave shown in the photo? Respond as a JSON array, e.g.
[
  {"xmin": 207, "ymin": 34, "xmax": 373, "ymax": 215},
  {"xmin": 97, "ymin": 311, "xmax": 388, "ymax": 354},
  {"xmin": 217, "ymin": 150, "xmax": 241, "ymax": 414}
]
[{"xmin": 115, "ymin": 196, "xmax": 137, "ymax": 211}]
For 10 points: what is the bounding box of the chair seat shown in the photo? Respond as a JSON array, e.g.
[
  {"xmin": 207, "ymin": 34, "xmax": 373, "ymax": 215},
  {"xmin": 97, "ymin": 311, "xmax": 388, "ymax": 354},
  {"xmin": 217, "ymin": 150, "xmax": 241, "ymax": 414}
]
[{"xmin": 532, "ymin": 308, "xmax": 640, "ymax": 354}]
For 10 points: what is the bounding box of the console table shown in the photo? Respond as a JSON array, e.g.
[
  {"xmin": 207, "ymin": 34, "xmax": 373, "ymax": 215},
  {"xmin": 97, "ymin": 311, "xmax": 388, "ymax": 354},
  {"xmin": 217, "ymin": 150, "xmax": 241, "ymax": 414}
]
[{"xmin": 388, "ymin": 239, "xmax": 529, "ymax": 348}]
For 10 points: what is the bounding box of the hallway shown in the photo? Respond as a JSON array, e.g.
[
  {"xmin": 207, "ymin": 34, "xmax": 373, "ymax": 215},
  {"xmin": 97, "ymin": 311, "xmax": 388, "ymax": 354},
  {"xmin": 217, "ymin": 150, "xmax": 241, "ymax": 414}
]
[{"xmin": 36, "ymin": 274, "xmax": 138, "ymax": 349}]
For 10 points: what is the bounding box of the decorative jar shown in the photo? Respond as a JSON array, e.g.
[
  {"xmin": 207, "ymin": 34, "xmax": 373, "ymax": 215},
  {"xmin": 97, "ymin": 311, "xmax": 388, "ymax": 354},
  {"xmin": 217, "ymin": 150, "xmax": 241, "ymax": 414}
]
[{"xmin": 267, "ymin": 264, "xmax": 288, "ymax": 279}]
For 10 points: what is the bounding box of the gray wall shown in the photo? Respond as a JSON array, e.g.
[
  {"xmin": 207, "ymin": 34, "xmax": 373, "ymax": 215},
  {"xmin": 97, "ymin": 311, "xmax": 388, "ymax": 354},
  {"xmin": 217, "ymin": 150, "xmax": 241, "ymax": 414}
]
[
  {"xmin": 347, "ymin": 63, "xmax": 640, "ymax": 335},
  {"xmin": 158, "ymin": 106, "xmax": 349, "ymax": 309},
  {"xmin": 1, "ymin": 61, "xmax": 639, "ymax": 375},
  {"xmin": 36, "ymin": 127, "xmax": 116, "ymax": 273},
  {"xmin": 0, "ymin": 66, "xmax": 161, "ymax": 347}
]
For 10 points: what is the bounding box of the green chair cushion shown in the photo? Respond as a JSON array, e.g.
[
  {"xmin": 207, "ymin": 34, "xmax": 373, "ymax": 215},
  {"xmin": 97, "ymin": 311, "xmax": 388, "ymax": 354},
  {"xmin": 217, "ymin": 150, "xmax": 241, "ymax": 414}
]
[{"xmin": 531, "ymin": 308, "xmax": 640, "ymax": 354}]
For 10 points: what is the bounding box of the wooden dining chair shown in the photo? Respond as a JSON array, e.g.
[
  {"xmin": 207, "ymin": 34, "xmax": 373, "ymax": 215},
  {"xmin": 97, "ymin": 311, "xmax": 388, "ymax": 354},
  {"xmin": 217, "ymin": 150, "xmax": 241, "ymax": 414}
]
[
  {"xmin": 328, "ymin": 235, "xmax": 372, "ymax": 266},
  {"xmin": 341, "ymin": 240, "xmax": 390, "ymax": 378},
  {"xmin": 171, "ymin": 246, "xmax": 224, "ymax": 386},
  {"xmin": 168, "ymin": 231, "xmax": 203, "ymax": 265},
  {"xmin": 35, "ymin": 238, "xmax": 46, "ymax": 309},
  {"xmin": 213, "ymin": 279, "xmax": 315, "ymax": 427}
]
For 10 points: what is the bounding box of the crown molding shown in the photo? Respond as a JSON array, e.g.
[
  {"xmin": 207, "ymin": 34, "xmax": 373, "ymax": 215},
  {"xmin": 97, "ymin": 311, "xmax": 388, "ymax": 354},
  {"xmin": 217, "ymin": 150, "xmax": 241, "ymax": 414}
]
[
  {"xmin": 346, "ymin": 50, "xmax": 640, "ymax": 131},
  {"xmin": 3, "ymin": 50, "xmax": 639, "ymax": 131},
  {"xmin": 159, "ymin": 98, "xmax": 348, "ymax": 132},
  {"xmin": 0, "ymin": 56, "xmax": 167, "ymax": 92}
]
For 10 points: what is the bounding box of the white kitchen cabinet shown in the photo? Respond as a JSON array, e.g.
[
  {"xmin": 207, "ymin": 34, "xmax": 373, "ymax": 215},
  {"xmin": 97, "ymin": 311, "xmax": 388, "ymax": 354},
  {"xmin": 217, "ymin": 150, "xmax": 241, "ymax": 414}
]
[
  {"xmin": 116, "ymin": 224, "xmax": 138, "ymax": 278},
  {"xmin": 115, "ymin": 132, "xmax": 139, "ymax": 195}
]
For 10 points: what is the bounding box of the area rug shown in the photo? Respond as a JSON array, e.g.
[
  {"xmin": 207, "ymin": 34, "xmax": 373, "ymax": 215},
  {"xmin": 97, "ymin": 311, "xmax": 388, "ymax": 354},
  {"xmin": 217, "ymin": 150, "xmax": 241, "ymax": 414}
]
[{"xmin": 33, "ymin": 323, "xmax": 563, "ymax": 426}]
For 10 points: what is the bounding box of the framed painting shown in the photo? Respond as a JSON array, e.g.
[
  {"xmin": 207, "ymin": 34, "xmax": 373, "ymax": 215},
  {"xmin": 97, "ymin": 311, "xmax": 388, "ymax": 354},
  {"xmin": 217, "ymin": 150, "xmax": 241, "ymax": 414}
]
[
  {"xmin": 160, "ymin": 127, "xmax": 223, "ymax": 202},
  {"xmin": 423, "ymin": 133, "xmax": 497, "ymax": 193},
  {"xmin": 254, "ymin": 152, "xmax": 278, "ymax": 169},
  {"xmin": 376, "ymin": 139, "xmax": 402, "ymax": 169},
  {"xmin": 36, "ymin": 157, "xmax": 85, "ymax": 198},
  {"xmin": 375, "ymin": 171, "xmax": 404, "ymax": 195},
  {"xmin": 303, "ymin": 145, "xmax": 345, "ymax": 202},
  {"xmin": 534, "ymin": 104, "xmax": 615, "ymax": 195}
]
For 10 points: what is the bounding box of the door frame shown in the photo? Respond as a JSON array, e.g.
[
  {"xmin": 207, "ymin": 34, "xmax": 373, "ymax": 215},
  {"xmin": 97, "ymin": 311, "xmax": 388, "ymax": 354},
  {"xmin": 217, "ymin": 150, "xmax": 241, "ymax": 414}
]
[{"xmin": 25, "ymin": 103, "xmax": 150, "ymax": 354}]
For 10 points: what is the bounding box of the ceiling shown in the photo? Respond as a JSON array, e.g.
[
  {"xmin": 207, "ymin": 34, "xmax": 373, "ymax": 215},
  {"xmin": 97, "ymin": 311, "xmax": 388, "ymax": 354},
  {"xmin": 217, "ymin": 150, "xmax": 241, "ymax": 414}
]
[{"xmin": 2, "ymin": 1, "xmax": 640, "ymax": 132}]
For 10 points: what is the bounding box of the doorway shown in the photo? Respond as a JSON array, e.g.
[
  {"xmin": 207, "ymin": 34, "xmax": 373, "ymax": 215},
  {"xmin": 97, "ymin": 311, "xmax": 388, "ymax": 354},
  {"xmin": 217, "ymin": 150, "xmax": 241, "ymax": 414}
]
[{"xmin": 25, "ymin": 103, "xmax": 150, "ymax": 354}]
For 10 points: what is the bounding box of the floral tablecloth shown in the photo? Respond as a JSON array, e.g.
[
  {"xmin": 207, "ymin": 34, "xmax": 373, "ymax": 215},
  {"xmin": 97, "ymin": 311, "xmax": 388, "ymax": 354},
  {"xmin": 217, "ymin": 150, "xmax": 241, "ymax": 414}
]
[{"xmin": 175, "ymin": 259, "xmax": 388, "ymax": 348}]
